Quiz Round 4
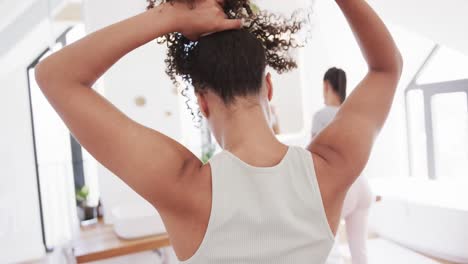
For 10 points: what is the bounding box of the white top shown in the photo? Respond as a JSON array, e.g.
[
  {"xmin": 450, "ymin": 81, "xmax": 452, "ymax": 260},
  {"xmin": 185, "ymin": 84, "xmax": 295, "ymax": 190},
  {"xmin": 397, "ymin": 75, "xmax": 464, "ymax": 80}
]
[
  {"xmin": 181, "ymin": 146, "xmax": 334, "ymax": 264},
  {"xmin": 311, "ymin": 106, "xmax": 339, "ymax": 137}
]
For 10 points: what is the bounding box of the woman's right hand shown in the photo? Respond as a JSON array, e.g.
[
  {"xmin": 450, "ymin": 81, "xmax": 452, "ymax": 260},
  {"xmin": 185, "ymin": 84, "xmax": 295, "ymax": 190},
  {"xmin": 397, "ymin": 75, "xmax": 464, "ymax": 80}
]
[{"xmin": 165, "ymin": 0, "xmax": 243, "ymax": 40}]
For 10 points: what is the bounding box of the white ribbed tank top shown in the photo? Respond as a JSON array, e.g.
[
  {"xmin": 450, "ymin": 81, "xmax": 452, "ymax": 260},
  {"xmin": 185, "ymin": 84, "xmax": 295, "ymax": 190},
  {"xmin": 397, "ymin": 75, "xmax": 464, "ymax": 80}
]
[{"xmin": 181, "ymin": 146, "xmax": 334, "ymax": 264}]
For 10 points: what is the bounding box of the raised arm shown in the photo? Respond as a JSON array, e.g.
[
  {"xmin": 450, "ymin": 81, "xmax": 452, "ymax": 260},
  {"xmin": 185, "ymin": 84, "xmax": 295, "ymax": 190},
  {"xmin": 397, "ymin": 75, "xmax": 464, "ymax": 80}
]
[
  {"xmin": 35, "ymin": 1, "xmax": 241, "ymax": 211},
  {"xmin": 309, "ymin": 0, "xmax": 402, "ymax": 188}
]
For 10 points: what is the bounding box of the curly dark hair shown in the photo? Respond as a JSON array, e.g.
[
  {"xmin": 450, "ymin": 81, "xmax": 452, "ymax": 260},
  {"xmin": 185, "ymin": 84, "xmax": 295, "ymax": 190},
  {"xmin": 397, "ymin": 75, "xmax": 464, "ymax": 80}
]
[{"xmin": 146, "ymin": 0, "xmax": 311, "ymax": 121}]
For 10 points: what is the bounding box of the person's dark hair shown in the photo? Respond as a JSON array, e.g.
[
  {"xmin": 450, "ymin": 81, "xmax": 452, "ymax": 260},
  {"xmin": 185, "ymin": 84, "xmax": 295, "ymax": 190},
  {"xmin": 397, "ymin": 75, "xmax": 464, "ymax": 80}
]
[
  {"xmin": 324, "ymin": 67, "xmax": 347, "ymax": 103},
  {"xmin": 146, "ymin": 0, "xmax": 311, "ymax": 118}
]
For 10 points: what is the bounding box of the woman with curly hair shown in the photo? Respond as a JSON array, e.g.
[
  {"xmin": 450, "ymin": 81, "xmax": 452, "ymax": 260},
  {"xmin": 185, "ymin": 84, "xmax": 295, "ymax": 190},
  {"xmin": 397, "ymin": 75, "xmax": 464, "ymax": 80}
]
[{"xmin": 35, "ymin": 0, "xmax": 402, "ymax": 263}]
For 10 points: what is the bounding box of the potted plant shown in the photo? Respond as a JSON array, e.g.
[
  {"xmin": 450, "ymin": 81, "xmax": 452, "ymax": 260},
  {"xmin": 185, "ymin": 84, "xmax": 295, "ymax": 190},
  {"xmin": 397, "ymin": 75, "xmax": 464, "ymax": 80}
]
[{"xmin": 76, "ymin": 186, "xmax": 98, "ymax": 226}]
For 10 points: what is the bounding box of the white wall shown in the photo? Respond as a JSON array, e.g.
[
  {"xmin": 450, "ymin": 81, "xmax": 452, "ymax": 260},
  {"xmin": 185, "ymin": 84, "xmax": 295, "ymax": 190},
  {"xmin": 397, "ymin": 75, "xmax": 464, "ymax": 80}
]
[
  {"xmin": 369, "ymin": 0, "xmax": 468, "ymax": 56},
  {"xmin": 0, "ymin": 67, "xmax": 45, "ymax": 264},
  {"xmin": 0, "ymin": 19, "xmax": 71, "ymax": 263},
  {"xmin": 269, "ymin": 54, "xmax": 306, "ymax": 134}
]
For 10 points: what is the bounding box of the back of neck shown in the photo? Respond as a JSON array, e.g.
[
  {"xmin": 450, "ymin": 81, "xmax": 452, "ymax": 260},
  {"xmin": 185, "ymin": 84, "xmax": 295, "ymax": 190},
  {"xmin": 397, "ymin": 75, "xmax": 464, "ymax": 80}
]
[{"xmin": 217, "ymin": 105, "xmax": 281, "ymax": 153}]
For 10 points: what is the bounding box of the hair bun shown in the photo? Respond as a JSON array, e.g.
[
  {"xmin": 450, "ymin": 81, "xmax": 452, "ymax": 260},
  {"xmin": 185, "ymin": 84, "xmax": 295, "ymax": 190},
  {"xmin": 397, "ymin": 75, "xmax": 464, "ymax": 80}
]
[{"xmin": 146, "ymin": 0, "xmax": 313, "ymax": 121}]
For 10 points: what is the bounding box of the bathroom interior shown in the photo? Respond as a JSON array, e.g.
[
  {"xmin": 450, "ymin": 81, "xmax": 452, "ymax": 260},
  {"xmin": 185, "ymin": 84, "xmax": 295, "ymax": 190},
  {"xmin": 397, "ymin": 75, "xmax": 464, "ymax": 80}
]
[{"xmin": 0, "ymin": 0, "xmax": 467, "ymax": 263}]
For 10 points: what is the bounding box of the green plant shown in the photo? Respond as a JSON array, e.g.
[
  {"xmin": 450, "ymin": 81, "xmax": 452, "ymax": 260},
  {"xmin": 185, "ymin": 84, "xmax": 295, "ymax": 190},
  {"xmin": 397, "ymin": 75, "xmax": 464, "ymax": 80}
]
[{"xmin": 76, "ymin": 185, "xmax": 90, "ymax": 204}]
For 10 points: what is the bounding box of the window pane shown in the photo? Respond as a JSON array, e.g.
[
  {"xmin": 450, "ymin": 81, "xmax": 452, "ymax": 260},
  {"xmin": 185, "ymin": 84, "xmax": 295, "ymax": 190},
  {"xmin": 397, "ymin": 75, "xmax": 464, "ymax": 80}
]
[
  {"xmin": 406, "ymin": 90, "xmax": 428, "ymax": 178},
  {"xmin": 432, "ymin": 92, "xmax": 468, "ymax": 180}
]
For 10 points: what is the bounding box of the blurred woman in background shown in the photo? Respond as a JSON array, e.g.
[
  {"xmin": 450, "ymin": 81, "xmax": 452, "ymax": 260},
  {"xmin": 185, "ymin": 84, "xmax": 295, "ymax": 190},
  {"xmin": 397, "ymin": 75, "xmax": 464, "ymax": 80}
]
[{"xmin": 312, "ymin": 67, "xmax": 374, "ymax": 264}]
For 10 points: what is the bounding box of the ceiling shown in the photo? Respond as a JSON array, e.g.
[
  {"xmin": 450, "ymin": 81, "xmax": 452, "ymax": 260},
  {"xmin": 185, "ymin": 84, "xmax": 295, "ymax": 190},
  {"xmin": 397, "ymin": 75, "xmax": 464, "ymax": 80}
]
[
  {"xmin": 369, "ymin": 0, "xmax": 468, "ymax": 55},
  {"xmin": 0, "ymin": 0, "xmax": 67, "ymax": 57},
  {"xmin": 0, "ymin": 0, "xmax": 36, "ymax": 30}
]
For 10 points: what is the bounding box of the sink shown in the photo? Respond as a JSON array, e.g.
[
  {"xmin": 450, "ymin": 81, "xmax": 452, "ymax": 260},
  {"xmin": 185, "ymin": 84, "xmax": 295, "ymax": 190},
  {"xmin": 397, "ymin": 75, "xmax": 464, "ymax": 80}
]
[{"xmin": 111, "ymin": 203, "xmax": 166, "ymax": 240}]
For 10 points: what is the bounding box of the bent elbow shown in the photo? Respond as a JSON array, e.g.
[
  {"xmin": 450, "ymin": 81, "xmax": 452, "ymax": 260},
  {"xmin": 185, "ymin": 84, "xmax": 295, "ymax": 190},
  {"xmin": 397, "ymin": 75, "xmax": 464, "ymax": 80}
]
[
  {"xmin": 369, "ymin": 49, "xmax": 404, "ymax": 78},
  {"xmin": 34, "ymin": 60, "xmax": 54, "ymax": 91}
]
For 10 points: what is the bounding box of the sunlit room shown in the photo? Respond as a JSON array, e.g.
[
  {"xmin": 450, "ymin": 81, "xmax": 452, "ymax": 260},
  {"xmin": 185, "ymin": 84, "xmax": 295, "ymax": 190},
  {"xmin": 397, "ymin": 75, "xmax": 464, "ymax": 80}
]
[{"xmin": 1, "ymin": 0, "xmax": 467, "ymax": 263}]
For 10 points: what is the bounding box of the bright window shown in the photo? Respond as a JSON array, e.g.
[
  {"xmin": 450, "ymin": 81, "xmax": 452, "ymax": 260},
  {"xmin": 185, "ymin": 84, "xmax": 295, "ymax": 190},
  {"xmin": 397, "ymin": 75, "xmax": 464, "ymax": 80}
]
[
  {"xmin": 406, "ymin": 45, "xmax": 468, "ymax": 180},
  {"xmin": 432, "ymin": 92, "xmax": 468, "ymax": 180}
]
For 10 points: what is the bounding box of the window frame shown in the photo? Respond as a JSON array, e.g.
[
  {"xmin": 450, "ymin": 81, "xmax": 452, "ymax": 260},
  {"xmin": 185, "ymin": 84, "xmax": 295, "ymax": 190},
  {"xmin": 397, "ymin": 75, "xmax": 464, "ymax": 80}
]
[
  {"xmin": 26, "ymin": 26, "xmax": 84, "ymax": 252},
  {"xmin": 405, "ymin": 45, "xmax": 468, "ymax": 179}
]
